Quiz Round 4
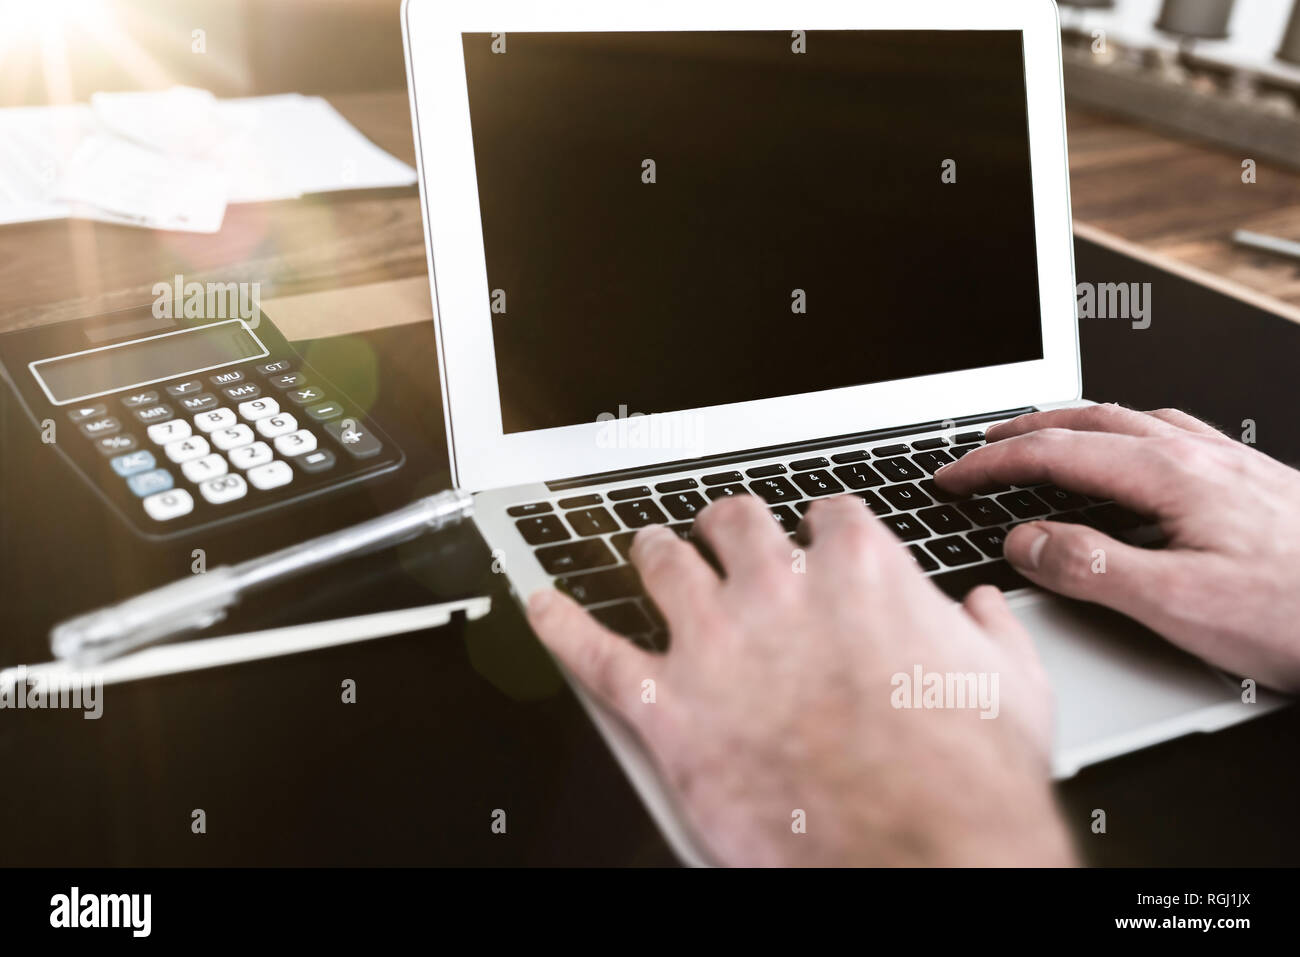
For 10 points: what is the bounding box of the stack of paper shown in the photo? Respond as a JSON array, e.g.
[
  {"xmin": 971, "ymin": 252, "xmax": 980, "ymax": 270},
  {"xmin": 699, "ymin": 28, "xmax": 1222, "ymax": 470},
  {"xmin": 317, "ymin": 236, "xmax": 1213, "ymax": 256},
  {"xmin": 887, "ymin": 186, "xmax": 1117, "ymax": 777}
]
[{"xmin": 0, "ymin": 87, "xmax": 418, "ymax": 232}]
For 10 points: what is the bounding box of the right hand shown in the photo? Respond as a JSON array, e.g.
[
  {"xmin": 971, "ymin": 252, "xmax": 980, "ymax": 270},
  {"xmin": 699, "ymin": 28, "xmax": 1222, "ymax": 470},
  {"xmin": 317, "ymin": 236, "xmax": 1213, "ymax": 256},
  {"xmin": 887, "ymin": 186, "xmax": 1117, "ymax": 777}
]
[{"xmin": 935, "ymin": 404, "xmax": 1300, "ymax": 691}]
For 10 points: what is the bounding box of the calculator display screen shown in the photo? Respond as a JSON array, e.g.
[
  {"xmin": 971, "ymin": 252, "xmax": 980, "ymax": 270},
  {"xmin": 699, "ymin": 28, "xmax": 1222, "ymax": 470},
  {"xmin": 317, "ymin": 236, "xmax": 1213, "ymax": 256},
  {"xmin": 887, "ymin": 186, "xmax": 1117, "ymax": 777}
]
[{"xmin": 30, "ymin": 320, "xmax": 268, "ymax": 405}]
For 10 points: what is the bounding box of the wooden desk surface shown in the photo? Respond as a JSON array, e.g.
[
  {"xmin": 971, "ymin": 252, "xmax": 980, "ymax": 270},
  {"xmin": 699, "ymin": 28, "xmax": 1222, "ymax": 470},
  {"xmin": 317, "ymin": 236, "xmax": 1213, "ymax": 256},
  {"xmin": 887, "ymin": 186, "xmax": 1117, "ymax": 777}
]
[{"xmin": 2, "ymin": 90, "xmax": 1298, "ymax": 335}]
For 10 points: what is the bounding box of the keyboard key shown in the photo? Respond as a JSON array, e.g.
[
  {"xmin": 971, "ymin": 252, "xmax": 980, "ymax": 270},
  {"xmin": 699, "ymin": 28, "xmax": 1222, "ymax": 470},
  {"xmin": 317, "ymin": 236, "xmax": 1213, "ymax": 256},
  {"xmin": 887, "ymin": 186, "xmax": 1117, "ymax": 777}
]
[
  {"xmin": 182, "ymin": 453, "xmax": 228, "ymax": 483},
  {"xmin": 212, "ymin": 424, "xmax": 256, "ymax": 451},
  {"xmin": 79, "ymin": 416, "xmax": 121, "ymax": 438},
  {"xmin": 1082, "ymin": 503, "xmax": 1144, "ymax": 534},
  {"xmin": 223, "ymin": 383, "xmax": 261, "ymax": 402},
  {"xmin": 566, "ymin": 506, "xmax": 618, "ymax": 536},
  {"xmin": 662, "ymin": 491, "xmax": 707, "ymax": 520},
  {"xmin": 194, "ymin": 407, "xmax": 236, "ymax": 432},
  {"xmin": 199, "ymin": 473, "xmax": 248, "ymax": 505},
  {"xmin": 925, "ymin": 535, "xmax": 983, "ymax": 567},
  {"xmin": 954, "ymin": 431, "xmax": 985, "ymax": 444},
  {"xmin": 1033, "ymin": 485, "xmax": 1089, "ymax": 511},
  {"xmin": 67, "ymin": 402, "xmax": 107, "ymax": 421},
  {"xmin": 769, "ymin": 505, "xmax": 800, "ymax": 532},
  {"xmin": 919, "ymin": 478, "xmax": 963, "ymax": 503},
  {"xmin": 247, "ymin": 460, "xmax": 294, "ymax": 491},
  {"xmin": 557, "ymin": 494, "xmax": 602, "ymax": 509},
  {"xmin": 655, "ymin": 478, "xmax": 698, "ymax": 493},
  {"xmin": 274, "ymin": 429, "xmax": 318, "ymax": 457},
  {"xmin": 872, "ymin": 443, "xmax": 910, "ymax": 457},
  {"xmin": 210, "ymin": 370, "xmax": 245, "ymax": 387},
  {"xmin": 286, "ymin": 385, "xmax": 326, "ymax": 406},
  {"xmin": 874, "ymin": 456, "xmax": 925, "ymax": 482},
  {"xmin": 304, "ymin": 400, "xmax": 344, "ymax": 421},
  {"xmin": 610, "ymin": 531, "xmax": 637, "ymax": 560},
  {"xmin": 793, "ymin": 500, "xmax": 816, "ymax": 515},
  {"xmin": 324, "ymin": 420, "xmax": 383, "ymax": 458},
  {"xmin": 996, "ymin": 489, "xmax": 1051, "ymax": 519},
  {"xmin": 238, "ymin": 397, "xmax": 280, "ymax": 421},
  {"xmin": 110, "ymin": 450, "xmax": 155, "ymax": 477},
  {"xmin": 516, "ymin": 514, "xmax": 569, "ymax": 545},
  {"xmin": 178, "ymin": 393, "xmax": 219, "ymax": 414},
  {"xmin": 590, "ymin": 601, "xmax": 656, "ymax": 640},
  {"xmin": 853, "ymin": 489, "xmax": 891, "ymax": 515},
  {"xmin": 746, "ymin": 464, "xmax": 787, "ymax": 478},
  {"xmin": 957, "ymin": 498, "xmax": 1013, "ymax": 527},
  {"xmin": 120, "ymin": 392, "xmax": 158, "ymax": 409},
  {"xmin": 1049, "ymin": 510, "xmax": 1088, "ymax": 525},
  {"xmin": 95, "ymin": 433, "xmax": 137, "ymax": 455},
  {"xmin": 127, "ymin": 468, "xmax": 174, "ymax": 497},
  {"xmin": 930, "ymin": 561, "xmax": 1029, "ymax": 600},
  {"xmin": 148, "ymin": 419, "xmax": 191, "ymax": 445},
  {"xmin": 880, "ymin": 482, "xmax": 931, "ymax": 511},
  {"xmin": 909, "ymin": 544, "xmax": 940, "ymax": 572},
  {"xmin": 705, "ymin": 484, "xmax": 749, "ymax": 500},
  {"xmin": 256, "ymin": 359, "xmax": 293, "ymax": 375},
  {"xmin": 831, "ymin": 449, "xmax": 870, "ymax": 464},
  {"xmin": 613, "ymin": 499, "xmax": 668, "ymax": 528},
  {"xmin": 882, "ymin": 514, "xmax": 930, "ymax": 542},
  {"xmin": 911, "ymin": 450, "xmax": 954, "ymax": 475},
  {"xmin": 608, "ymin": 485, "xmax": 651, "ymax": 501},
  {"xmin": 166, "ymin": 379, "xmax": 203, "ymax": 397},
  {"xmin": 911, "ymin": 437, "xmax": 948, "ymax": 450},
  {"xmin": 789, "ymin": 456, "xmax": 829, "ymax": 471},
  {"xmin": 142, "ymin": 488, "xmax": 193, "ymax": 521},
  {"xmin": 257, "ymin": 413, "xmax": 298, "ymax": 439},
  {"xmin": 164, "ymin": 435, "xmax": 211, "ymax": 464},
  {"xmin": 229, "ymin": 441, "xmax": 273, "ymax": 470},
  {"xmin": 702, "ymin": 470, "xmax": 744, "ymax": 485},
  {"xmin": 749, "ymin": 476, "xmax": 799, "ymax": 503},
  {"xmin": 296, "ymin": 448, "xmax": 337, "ymax": 473},
  {"xmin": 558, "ymin": 566, "xmax": 642, "ymax": 605},
  {"xmin": 269, "ymin": 371, "xmax": 304, "ymax": 389},
  {"xmin": 792, "ymin": 469, "xmax": 844, "ymax": 497},
  {"xmin": 832, "ymin": 461, "xmax": 884, "ymax": 489},
  {"xmin": 950, "ymin": 444, "xmax": 980, "ymax": 459},
  {"xmin": 507, "ymin": 501, "xmax": 552, "ymax": 517},
  {"xmin": 133, "ymin": 404, "xmax": 174, "ymax": 426},
  {"xmin": 917, "ymin": 505, "xmax": 973, "ymax": 535},
  {"xmin": 535, "ymin": 538, "xmax": 617, "ymax": 575},
  {"xmin": 968, "ymin": 527, "xmax": 1008, "ymax": 558}
]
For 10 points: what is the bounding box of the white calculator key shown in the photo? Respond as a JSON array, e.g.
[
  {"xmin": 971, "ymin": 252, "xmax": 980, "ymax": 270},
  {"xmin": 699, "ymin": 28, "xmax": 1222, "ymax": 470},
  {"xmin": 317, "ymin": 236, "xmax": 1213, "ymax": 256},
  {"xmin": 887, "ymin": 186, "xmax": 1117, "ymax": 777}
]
[
  {"xmin": 229, "ymin": 441, "xmax": 273, "ymax": 470},
  {"xmin": 194, "ymin": 407, "xmax": 236, "ymax": 432},
  {"xmin": 274, "ymin": 429, "xmax": 317, "ymax": 457},
  {"xmin": 256, "ymin": 412, "xmax": 298, "ymax": 439},
  {"xmin": 247, "ymin": 459, "xmax": 294, "ymax": 490},
  {"xmin": 238, "ymin": 397, "xmax": 280, "ymax": 421},
  {"xmin": 199, "ymin": 473, "xmax": 248, "ymax": 505},
  {"xmin": 182, "ymin": 453, "xmax": 228, "ymax": 483},
  {"xmin": 164, "ymin": 434, "xmax": 211, "ymax": 464},
  {"xmin": 147, "ymin": 419, "xmax": 192, "ymax": 445},
  {"xmin": 212, "ymin": 424, "xmax": 255, "ymax": 451},
  {"xmin": 142, "ymin": 488, "xmax": 194, "ymax": 522}
]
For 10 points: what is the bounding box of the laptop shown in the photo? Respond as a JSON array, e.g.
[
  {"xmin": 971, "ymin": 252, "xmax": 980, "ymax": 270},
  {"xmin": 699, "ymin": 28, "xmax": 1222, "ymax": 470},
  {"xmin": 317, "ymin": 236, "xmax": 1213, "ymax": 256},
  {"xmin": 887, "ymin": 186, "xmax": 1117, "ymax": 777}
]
[{"xmin": 402, "ymin": 0, "xmax": 1279, "ymax": 864}]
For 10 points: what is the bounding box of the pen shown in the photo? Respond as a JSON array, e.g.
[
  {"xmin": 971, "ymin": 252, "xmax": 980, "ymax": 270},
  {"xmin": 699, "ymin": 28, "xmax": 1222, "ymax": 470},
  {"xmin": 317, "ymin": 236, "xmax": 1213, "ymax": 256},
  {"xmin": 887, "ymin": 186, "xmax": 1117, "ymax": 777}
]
[
  {"xmin": 50, "ymin": 488, "xmax": 475, "ymax": 665},
  {"xmin": 1232, "ymin": 229, "xmax": 1300, "ymax": 263}
]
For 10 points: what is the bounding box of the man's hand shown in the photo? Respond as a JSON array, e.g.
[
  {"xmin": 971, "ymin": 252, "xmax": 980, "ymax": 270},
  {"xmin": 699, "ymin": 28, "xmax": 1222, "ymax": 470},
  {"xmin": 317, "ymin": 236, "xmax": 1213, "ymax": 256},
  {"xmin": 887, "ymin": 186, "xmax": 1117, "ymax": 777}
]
[
  {"xmin": 937, "ymin": 404, "xmax": 1300, "ymax": 691},
  {"xmin": 527, "ymin": 495, "xmax": 1074, "ymax": 867}
]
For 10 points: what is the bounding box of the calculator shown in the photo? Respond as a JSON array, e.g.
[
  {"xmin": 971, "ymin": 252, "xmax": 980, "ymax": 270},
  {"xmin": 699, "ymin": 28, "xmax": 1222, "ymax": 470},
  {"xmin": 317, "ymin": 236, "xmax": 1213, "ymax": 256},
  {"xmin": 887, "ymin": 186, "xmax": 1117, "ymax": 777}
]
[{"xmin": 0, "ymin": 305, "xmax": 405, "ymax": 540}]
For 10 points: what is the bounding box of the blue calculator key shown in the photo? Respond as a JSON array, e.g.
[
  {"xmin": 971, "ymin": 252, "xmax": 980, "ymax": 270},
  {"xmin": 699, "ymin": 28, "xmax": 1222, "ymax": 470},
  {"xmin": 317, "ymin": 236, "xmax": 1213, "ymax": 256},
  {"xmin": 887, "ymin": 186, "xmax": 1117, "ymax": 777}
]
[
  {"xmin": 127, "ymin": 468, "xmax": 174, "ymax": 497},
  {"xmin": 111, "ymin": 450, "xmax": 156, "ymax": 477}
]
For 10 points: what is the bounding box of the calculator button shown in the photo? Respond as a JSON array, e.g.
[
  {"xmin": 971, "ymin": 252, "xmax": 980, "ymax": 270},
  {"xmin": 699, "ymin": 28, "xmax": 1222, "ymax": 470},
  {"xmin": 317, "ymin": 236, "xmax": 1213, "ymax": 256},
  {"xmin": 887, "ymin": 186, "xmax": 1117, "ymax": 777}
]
[
  {"xmin": 166, "ymin": 379, "xmax": 204, "ymax": 397},
  {"xmin": 121, "ymin": 390, "xmax": 159, "ymax": 409},
  {"xmin": 256, "ymin": 360, "xmax": 293, "ymax": 375},
  {"xmin": 79, "ymin": 416, "xmax": 121, "ymax": 438},
  {"xmin": 229, "ymin": 441, "xmax": 273, "ymax": 470},
  {"xmin": 193, "ymin": 407, "xmax": 236, "ymax": 432},
  {"xmin": 324, "ymin": 420, "xmax": 382, "ymax": 458},
  {"xmin": 269, "ymin": 371, "xmax": 304, "ymax": 389},
  {"xmin": 295, "ymin": 448, "xmax": 336, "ymax": 473},
  {"xmin": 247, "ymin": 460, "xmax": 294, "ymax": 490},
  {"xmin": 178, "ymin": 393, "xmax": 219, "ymax": 414},
  {"xmin": 274, "ymin": 429, "xmax": 317, "ymax": 457},
  {"xmin": 110, "ymin": 450, "xmax": 156, "ymax": 477},
  {"xmin": 95, "ymin": 434, "xmax": 138, "ymax": 455},
  {"xmin": 209, "ymin": 369, "xmax": 245, "ymax": 387},
  {"xmin": 256, "ymin": 412, "xmax": 297, "ymax": 438},
  {"xmin": 223, "ymin": 382, "xmax": 261, "ymax": 401},
  {"xmin": 238, "ymin": 396, "xmax": 280, "ymax": 421},
  {"xmin": 164, "ymin": 434, "xmax": 211, "ymax": 464},
  {"xmin": 199, "ymin": 473, "xmax": 248, "ymax": 505},
  {"xmin": 305, "ymin": 400, "xmax": 343, "ymax": 421},
  {"xmin": 133, "ymin": 404, "xmax": 174, "ymax": 425},
  {"xmin": 142, "ymin": 488, "xmax": 194, "ymax": 522},
  {"xmin": 127, "ymin": 468, "xmax": 174, "ymax": 497},
  {"xmin": 286, "ymin": 385, "xmax": 324, "ymax": 405},
  {"xmin": 211, "ymin": 424, "xmax": 255, "ymax": 451},
  {"xmin": 67, "ymin": 403, "xmax": 107, "ymax": 422},
  {"xmin": 147, "ymin": 418, "xmax": 192, "ymax": 445},
  {"xmin": 182, "ymin": 453, "xmax": 228, "ymax": 483}
]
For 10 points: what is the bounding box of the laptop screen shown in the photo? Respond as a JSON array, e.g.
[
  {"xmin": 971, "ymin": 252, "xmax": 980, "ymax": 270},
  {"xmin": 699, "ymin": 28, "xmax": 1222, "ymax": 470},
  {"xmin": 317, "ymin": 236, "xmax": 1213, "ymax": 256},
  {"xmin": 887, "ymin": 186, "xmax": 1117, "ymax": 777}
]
[{"xmin": 462, "ymin": 30, "xmax": 1043, "ymax": 435}]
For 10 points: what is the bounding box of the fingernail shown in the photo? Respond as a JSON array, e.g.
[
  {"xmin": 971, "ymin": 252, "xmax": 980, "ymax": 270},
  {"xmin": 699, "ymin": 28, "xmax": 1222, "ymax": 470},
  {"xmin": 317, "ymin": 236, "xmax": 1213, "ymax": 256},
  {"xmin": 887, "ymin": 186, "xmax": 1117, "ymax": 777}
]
[
  {"xmin": 1024, "ymin": 528, "xmax": 1050, "ymax": 569},
  {"xmin": 527, "ymin": 589, "xmax": 556, "ymax": 616}
]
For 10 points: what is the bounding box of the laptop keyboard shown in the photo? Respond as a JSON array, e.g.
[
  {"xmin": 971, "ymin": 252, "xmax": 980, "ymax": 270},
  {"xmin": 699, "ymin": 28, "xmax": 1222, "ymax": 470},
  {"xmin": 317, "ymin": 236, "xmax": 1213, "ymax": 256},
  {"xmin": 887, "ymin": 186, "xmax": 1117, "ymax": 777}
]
[{"xmin": 508, "ymin": 429, "xmax": 1145, "ymax": 651}]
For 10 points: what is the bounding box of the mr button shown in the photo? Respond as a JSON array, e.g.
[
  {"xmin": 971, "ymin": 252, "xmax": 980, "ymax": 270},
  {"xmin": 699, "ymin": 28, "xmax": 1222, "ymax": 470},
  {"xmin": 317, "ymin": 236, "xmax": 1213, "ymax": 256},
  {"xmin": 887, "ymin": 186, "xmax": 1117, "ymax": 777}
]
[{"xmin": 324, "ymin": 420, "xmax": 382, "ymax": 458}]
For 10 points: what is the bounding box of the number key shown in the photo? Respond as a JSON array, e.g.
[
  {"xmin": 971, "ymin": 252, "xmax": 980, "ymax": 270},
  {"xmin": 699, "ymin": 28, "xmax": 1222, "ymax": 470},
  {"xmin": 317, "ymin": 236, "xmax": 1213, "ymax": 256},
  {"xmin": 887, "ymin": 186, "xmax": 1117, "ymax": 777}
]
[
  {"xmin": 256, "ymin": 413, "xmax": 298, "ymax": 439},
  {"xmin": 193, "ymin": 407, "xmax": 236, "ymax": 432}
]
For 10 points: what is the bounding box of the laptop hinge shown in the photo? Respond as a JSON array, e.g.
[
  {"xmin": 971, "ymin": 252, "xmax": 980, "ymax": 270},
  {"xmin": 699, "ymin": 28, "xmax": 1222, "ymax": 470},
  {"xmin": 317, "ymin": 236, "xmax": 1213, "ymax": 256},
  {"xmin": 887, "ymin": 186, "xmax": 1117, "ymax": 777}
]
[{"xmin": 545, "ymin": 407, "xmax": 1036, "ymax": 491}]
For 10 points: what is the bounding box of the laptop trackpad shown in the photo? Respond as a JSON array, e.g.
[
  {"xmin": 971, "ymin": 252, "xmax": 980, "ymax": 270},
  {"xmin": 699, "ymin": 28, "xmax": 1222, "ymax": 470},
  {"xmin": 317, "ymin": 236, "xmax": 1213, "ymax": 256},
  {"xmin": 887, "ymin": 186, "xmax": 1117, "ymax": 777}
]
[{"xmin": 1010, "ymin": 593, "xmax": 1244, "ymax": 776}]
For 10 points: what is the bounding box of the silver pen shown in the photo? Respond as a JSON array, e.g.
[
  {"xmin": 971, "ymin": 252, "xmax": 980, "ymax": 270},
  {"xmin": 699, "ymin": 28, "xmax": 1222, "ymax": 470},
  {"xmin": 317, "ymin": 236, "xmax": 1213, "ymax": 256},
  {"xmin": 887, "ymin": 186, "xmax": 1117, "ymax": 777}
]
[
  {"xmin": 50, "ymin": 488, "xmax": 475, "ymax": 665},
  {"xmin": 1232, "ymin": 229, "xmax": 1300, "ymax": 263}
]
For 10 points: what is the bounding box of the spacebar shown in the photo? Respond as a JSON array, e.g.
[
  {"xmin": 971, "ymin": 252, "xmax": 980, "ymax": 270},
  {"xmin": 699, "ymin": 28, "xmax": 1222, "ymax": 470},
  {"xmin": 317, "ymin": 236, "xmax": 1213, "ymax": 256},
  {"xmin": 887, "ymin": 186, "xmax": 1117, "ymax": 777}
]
[{"xmin": 930, "ymin": 561, "xmax": 1031, "ymax": 600}]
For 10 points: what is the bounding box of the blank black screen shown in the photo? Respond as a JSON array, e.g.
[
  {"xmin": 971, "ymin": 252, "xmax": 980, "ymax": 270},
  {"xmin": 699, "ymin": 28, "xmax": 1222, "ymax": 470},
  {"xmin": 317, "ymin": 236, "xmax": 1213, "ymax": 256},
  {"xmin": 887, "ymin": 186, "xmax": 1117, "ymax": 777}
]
[{"xmin": 462, "ymin": 31, "xmax": 1043, "ymax": 434}]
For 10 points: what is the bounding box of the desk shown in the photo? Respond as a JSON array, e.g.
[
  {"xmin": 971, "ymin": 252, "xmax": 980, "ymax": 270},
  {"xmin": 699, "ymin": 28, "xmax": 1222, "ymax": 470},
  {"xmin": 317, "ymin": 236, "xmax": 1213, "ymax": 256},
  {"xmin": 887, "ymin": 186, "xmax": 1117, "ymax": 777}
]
[{"xmin": 2, "ymin": 92, "xmax": 1298, "ymax": 865}]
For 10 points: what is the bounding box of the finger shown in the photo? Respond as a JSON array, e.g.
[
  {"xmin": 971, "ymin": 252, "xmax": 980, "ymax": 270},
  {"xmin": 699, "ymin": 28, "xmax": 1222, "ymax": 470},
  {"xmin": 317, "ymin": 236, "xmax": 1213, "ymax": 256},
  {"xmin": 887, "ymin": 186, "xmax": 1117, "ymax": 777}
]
[
  {"xmin": 527, "ymin": 588, "xmax": 659, "ymax": 716},
  {"xmin": 798, "ymin": 494, "xmax": 910, "ymax": 574},
  {"xmin": 987, "ymin": 404, "xmax": 1179, "ymax": 442},
  {"xmin": 1001, "ymin": 520, "xmax": 1188, "ymax": 634},
  {"xmin": 962, "ymin": 584, "xmax": 1032, "ymax": 649},
  {"xmin": 935, "ymin": 428, "xmax": 1175, "ymax": 516},
  {"xmin": 629, "ymin": 524, "xmax": 720, "ymax": 634},
  {"xmin": 692, "ymin": 494, "xmax": 792, "ymax": 582},
  {"xmin": 1144, "ymin": 407, "xmax": 1229, "ymax": 440}
]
